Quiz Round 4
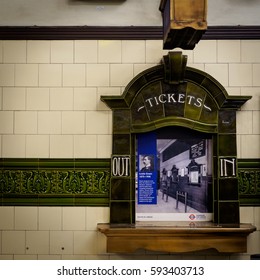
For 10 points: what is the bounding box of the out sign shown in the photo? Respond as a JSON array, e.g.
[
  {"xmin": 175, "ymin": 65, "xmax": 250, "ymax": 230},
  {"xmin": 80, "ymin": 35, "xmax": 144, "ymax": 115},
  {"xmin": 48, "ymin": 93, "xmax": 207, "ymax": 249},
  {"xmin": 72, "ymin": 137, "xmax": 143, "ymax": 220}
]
[{"xmin": 112, "ymin": 156, "xmax": 130, "ymax": 177}]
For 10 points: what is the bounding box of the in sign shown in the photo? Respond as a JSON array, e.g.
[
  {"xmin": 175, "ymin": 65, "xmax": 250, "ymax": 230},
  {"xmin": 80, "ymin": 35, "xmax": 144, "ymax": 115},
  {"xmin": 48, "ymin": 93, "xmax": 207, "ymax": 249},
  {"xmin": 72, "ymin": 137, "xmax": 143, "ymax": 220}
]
[
  {"xmin": 220, "ymin": 158, "xmax": 236, "ymax": 177},
  {"xmin": 112, "ymin": 156, "xmax": 130, "ymax": 177}
]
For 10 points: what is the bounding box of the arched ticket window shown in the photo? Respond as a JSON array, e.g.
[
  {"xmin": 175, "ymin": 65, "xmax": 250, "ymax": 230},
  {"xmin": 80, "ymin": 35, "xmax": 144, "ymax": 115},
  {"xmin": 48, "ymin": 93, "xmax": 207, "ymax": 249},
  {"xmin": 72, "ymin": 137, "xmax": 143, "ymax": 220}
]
[{"xmin": 101, "ymin": 52, "xmax": 251, "ymax": 226}]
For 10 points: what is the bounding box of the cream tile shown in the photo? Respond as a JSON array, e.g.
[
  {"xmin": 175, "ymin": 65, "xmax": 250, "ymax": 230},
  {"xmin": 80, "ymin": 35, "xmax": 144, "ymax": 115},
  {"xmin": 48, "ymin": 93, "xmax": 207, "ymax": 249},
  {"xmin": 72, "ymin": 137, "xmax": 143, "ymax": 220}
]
[
  {"xmin": 86, "ymin": 207, "xmax": 109, "ymax": 230},
  {"xmin": 62, "ymin": 111, "xmax": 85, "ymax": 134},
  {"xmin": 51, "ymin": 41, "xmax": 73, "ymax": 63},
  {"xmin": 26, "ymin": 88, "xmax": 50, "ymax": 110},
  {"xmin": 110, "ymin": 64, "xmax": 133, "ymax": 86},
  {"xmin": 27, "ymin": 40, "xmax": 51, "ymax": 63},
  {"xmin": 97, "ymin": 87, "xmax": 121, "ymax": 111},
  {"xmin": 254, "ymin": 207, "xmax": 260, "ymax": 229},
  {"xmin": 205, "ymin": 64, "xmax": 228, "ymax": 86},
  {"xmin": 3, "ymin": 41, "xmax": 26, "ymax": 63},
  {"xmin": 62, "ymin": 207, "xmax": 85, "ymax": 230},
  {"xmin": 39, "ymin": 64, "xmax": 62, "ymax": 87},
  {"xmin": 15, "ymin": 207, "xmax": 38, "ymax": 230},
  {"xmin": 225, "ymin": 87, "xmax": 241, "ymax": 96},
  {"xmin": 75, "ymin": 40, "xmax": 98, "ymax": 63},
  {"xmin": 86, "ymin": 111, "xmax": 110, "ymax": 134},
  {"xmin": 85, "ymin": 254, "xmax": 109, "ymax": 260},
  {"xmin": 62, "ymin": 254, "xmax": 86, "ymax": 260},
  {"xmin": 236, "ymin": 111, "xmax": 253, "ymax": 135},
  {"xmin": 0, "ymin": 231, "xmax": 2, "ymax": 253},
  {"xmin": 50, "ymin": 88, "xmax": 73, "ymax": 110},
  {"xmin": 14, "ymin": 111, "xmax": 37, "ymax": 134},
  {"xmin": 187, "ymin": 63, "xmax": 205, "ymax": 71},
  {"xmin": 2, "ymin": 135, "xmax": 26, "ymax": 158},
  {"xmin": 253, "ymin": 64, "xmax": 260, "ymax": 86},
  {"xmin": 253, "ymin": 111, "xmax": 260, "ymax": 134},
  {"xmin": 97, "ymin": 135, "xmax": 112, "ymax": 158},
  {"xmin": 50, "ymin": 135, "xmax": 73, "ymax": 158},
  {"xmin": 217, "ymin": 40, "xmax": 240, "ymax": 63},
  {"xmin": 73, "ymin": 231, "xmax": 97, "ymax": 255},
  {"xmin": 134, "ymin": 63, "xmax": 157, "ymax": 76},
  {"xmin": 0, "ymin": 87, "xmax": 2, "ymax": 109},
  {"xmin": 0, "ymin": 41, "xmax": 2, "ymax": 63},
  {"xmin": 0, "ymin": 255, "xmax": 14, "ymax": 260},
  {"xmin": 146, "ymin": 40, "xmax": 168, "ymax": 63},
  {"xmin": 3, "ymin": 87, "xmax": 26, "ymax": 110},
  {"xmin": 63, "ymin": 64, "xmax": 85, "ymax": 87},
  {"xmin": 0, "ymin": 64, "xmax": 15, "ymax": 86},
  {"xmin": 97, "ymin": 232, "xmax": 108, "ymax": 255},
  {"xmin": 39, "ymin": 207, "xmax": 62, "ymax": 230},
  {"xmin": 74, "ymin": 135, "xmax": 97, "ymax": 158},
  {"xmin": 38, "ymin": 111, "xmax": 61, "ymax": 134},
  {"xmin": 26, "ymin": 135, "xmax": 49, "ymax": 158},
  {"xmin": 98, "ymin": 40, "xmax": 121, "ymax": 63},
  {"xmin": 246, "ymin": 231, "xmax": 260, "ymax": 255},
  {"xmin": 241, "ymin": 88, "xmax": 260, "ymax": 111},
  {"xmin": 14, "ymin": 255, "xmax": 38, "ymax": 260},
  {"xmin": 2, "ymin": 231, "xmax": 26, "ymax": 254},
  {"xmin": 86, "ymin": 64, "xmax": 109, "ymax": 86},
  {"xmin": 74, "ymin": 88, "xmax": 97, "ymax": 111},
  {"xmin": 26, "ymin": 231, "xmax": 49, "ymax": 255},
  {"xmin": 241, "ymin": 135, "xmax": 260, "ymax": 158},
  {"xmin": 0, "ymin": 136, "xmax": 1, "ymax": 157},
  {"xmin": 50, "ymin": 231, "xmax": 73, "ymax": 255},
  {"xmin": 0, "ymin": 207, "xmax": 14, "ymax": 230},
  {"xmin": 229, "ymin": 64, "xmax": 252, "ymax": 87},
  {"xmin": 122, "ymin": 40, "xmax": 145, "ymax": 63},
  {"xmin": 38, "ymin": 255, "xmax": 62, "ymax": 260},
  {"xmin": 15, "ymin": 64, "xmax": 38, "ymax": 86},
  {"xmin": 0, "ymin": 111, "xmax": 14, "ymax": 134},
  {"xmin": 241, "ymin": 40, "xmax": 260, "ymax": 63},
  {"xmin": 240, "ymin": 207, "xmax": 254, "ymax": 224},
  {"xmin": 194, "ymin": 40, "xmax": 217, "ymax": 63},
  {"xmin": 236, "ymin": 135, "xmax": 241, "ymax": 158}
]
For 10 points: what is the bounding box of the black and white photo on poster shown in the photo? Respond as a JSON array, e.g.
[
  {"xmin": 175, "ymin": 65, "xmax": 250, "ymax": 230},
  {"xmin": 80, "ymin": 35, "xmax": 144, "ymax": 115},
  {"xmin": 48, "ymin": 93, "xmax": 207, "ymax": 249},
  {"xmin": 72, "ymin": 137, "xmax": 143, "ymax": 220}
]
[{"xmin": 136, "ymin": 127, "xmax": 213, "ymax": 222}]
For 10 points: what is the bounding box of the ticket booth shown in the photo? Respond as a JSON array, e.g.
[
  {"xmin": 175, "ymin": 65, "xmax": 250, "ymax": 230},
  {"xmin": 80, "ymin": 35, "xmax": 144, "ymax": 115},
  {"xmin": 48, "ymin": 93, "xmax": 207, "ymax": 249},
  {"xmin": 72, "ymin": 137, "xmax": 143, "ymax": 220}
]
[{"xmin": 97, "ymin": 52, "xmax": 256, "ymax": 253}]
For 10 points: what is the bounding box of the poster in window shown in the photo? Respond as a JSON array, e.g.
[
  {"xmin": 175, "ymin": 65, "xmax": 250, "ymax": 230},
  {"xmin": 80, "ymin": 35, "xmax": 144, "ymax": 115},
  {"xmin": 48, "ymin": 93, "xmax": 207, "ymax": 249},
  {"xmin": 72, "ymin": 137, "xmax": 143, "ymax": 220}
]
[{"xmin": 136, "ymin": 127, "xmax": 213, "ymax": 223}]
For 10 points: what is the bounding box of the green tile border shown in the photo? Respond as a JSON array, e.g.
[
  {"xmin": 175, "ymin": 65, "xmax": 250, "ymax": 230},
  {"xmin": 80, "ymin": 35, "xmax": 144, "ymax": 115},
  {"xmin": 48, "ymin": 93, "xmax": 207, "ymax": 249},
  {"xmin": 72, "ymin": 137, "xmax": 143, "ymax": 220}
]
[
  {"xmin": 238, "ymin": 159, "xmax": 260, "ymax": 206},
  {"xmin": 0, "ymin": 158, "xmax": 259, "ymax": 206},
  {"xmin": 0, "ymin": 158, "xmax": 110, "ymax": 206}
]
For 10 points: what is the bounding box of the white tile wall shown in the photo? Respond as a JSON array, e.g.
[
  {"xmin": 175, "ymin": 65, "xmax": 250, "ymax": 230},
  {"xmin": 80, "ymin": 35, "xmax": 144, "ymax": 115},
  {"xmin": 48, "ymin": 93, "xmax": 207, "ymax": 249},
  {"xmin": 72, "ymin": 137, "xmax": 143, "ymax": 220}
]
[
  {"xmin": 2, "ymin": 135, "xmax": 26, "ymax": 157},
  {"xmin": 50, "ymin": 135, "xmax": 73, "ymax": 158},
  {"xmin": 3, "ymin": 41, "xmax": 26, "ymax": 63},
  {"xmin": 98, "ymin": 40, "xmax": 122, "ymax": 63},
  {"xmin": 0, "ymin": 39, "xmax": 259, "ymax": 259},
  {"xmin": 75, "ymin": 41, "xmax": 98, "ymax": 63},
  {"xmin": 39, "ymin": 64, "xmax": 62, "ymax": 87},
  {"xmin": 15, "ymin": 64, "xmax": 38, "ymax": 86},
  {"xmin": 26, "ymin": 135, "xmax": 50, "ymax": 158},
  {"xmin": 51, "ymin": 41, "xmax": 73, "ymax": 63},
  {"xmin": 3, "ymin": 88, "xmax": 26, "ymax": 110},
  {"xmin": 217, "ymin": 40, "xmax": 240, "ymax": 63},
  {"xmin": 0, "ymin": 64, "xmax": 15, "ymax": 86},
  {"xmin": 27, "ymin": 41, "xmax": 51, "ymax": 63}
]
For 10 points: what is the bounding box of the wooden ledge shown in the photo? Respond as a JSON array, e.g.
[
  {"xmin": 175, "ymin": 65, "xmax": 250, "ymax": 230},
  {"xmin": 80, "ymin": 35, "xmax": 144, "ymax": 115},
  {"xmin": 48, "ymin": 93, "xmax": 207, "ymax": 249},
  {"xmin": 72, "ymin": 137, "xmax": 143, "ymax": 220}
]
[{"xmin": 97, "ymin": 223, "xmax": 256, "ymax": 253}]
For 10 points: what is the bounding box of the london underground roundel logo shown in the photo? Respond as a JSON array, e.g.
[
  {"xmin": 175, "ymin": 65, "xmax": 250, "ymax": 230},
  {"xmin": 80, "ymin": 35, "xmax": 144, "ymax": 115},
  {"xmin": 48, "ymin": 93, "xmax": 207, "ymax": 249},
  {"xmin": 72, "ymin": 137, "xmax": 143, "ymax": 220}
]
[{"xmin": 189, "ymin": 214, "xmax": 196, "ymax": 220}]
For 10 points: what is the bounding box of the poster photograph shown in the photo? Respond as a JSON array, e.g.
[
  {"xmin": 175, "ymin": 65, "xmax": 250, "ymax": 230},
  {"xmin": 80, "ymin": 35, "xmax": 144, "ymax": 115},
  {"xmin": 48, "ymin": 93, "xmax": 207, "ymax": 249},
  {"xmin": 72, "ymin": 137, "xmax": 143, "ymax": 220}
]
[{"xmin": 136, "ymin": 127, "xmax": 213, "ymax": 223}]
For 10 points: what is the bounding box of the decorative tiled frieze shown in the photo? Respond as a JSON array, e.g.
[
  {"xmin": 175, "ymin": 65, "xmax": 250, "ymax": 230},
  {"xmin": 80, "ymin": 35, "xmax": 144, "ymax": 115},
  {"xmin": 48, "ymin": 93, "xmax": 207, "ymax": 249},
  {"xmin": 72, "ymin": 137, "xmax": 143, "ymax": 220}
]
[
  {"xmin": 0, "ymin": 170, "xmax": 109, "ymax": 195},
  {"xmin": 0, "ymin": 158, "xmax": 259, "ymax": 206},
  {"xmin": 238, "ymin": 159, "xmax": 260, "ymax": 206},
  {"xmin": 0, "ymin": 159, "xmax": 110, "ymax": 206}
]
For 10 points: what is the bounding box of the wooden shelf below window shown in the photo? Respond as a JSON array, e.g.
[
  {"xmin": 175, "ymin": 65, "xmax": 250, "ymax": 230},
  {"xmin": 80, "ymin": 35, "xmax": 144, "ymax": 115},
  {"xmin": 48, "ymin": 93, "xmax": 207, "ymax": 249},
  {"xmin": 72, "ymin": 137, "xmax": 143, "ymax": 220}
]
[{"xmin": 97, "ymin": 223, "xmax": 256, "ymax": 253}]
